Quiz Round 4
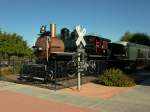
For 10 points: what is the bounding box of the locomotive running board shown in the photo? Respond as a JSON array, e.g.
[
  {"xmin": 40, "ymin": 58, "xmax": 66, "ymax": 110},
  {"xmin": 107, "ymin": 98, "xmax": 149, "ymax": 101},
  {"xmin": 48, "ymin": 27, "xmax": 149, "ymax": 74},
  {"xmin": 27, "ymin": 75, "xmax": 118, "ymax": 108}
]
[
  {"xmin": 20, "ymin": 75, "xmax": 44, "ymax": 81},
  {"xmin": 33, "ymin": 77, "xmax": 44, "ymax": 81},
  {"xmin": 51, "ymin": 52, "xmax": 76, "ymax": 55},
  {"xmin": 21, "ymin": 75, "xmax": 29, "ymax": 78}
]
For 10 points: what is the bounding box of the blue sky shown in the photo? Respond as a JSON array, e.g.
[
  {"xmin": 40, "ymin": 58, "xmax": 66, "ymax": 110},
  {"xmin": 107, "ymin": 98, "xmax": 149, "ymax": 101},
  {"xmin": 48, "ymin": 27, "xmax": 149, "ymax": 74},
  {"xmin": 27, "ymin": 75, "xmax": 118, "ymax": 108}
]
[{"xmin": 0, "ymin": 0, "xmax": 150, "ymax": 46}]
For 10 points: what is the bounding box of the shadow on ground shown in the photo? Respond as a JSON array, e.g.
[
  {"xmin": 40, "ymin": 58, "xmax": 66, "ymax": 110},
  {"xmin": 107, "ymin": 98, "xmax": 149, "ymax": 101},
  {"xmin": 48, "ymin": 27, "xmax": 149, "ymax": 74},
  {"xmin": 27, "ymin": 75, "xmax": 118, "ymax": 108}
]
[
  {"xmin": 0, "ymin": 68, "xmax": 150, "ymax": 89},
  {"xmin": 126, "ymin": 69, "xmax": 150, "ymax": 86}
]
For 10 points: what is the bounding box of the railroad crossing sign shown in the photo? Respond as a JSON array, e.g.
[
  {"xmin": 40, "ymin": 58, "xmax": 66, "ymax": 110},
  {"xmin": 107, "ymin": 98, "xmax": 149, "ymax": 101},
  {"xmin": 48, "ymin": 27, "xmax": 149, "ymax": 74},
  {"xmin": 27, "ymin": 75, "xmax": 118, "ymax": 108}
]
[
  {"xmin": 75, "ymin": 25, "xmax": 86, "ymax": 91},
  {"xmin": 75, "ymin": 25, "xmax": 86, "ymax": 47}
]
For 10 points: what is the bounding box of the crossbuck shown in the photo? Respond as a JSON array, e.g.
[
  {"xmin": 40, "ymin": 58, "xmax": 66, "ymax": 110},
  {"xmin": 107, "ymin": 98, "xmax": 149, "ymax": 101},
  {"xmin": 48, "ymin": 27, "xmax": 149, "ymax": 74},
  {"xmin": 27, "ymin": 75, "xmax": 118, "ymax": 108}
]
[{"xmin": 75, "ymin": 25, "xmax": 86, "ymax": 47}]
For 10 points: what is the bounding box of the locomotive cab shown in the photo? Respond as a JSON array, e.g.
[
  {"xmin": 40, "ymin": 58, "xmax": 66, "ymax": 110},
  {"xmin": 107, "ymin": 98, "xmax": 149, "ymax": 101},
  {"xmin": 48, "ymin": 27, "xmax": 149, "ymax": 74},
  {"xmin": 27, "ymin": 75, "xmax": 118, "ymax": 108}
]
[
  {"xmin": 84, "ymin": 35, "xmax": 110, "ymax": 56},
  {"xmin": 108, "ymin": 42, "xmax": 126, "ymax": 60}
]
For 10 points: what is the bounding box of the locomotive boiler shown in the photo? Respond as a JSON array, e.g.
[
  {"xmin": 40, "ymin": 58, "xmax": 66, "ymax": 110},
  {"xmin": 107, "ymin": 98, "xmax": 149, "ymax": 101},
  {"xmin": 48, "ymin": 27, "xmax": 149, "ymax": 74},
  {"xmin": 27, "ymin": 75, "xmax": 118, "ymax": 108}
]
[{"xmin": 33, "ymin": 24, "xmax": 65, "ymax": 63}]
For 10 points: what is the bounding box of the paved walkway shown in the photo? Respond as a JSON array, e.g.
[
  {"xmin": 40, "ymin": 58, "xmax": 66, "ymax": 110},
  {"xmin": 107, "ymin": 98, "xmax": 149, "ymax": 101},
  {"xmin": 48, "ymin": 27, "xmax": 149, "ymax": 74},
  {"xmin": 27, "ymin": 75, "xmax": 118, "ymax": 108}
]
[
  {"xmin": 0, "ymin": 77, "xmax": 150, "ymax": 112},
  {"xmin": 0, "ymin": 90, "xmax": 94, "ymax": 112}
]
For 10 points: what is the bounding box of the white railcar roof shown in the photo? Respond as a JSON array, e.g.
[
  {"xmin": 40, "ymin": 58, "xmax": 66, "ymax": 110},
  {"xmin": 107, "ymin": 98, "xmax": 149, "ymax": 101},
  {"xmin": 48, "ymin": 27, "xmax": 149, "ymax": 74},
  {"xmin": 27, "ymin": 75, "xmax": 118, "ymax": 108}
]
[{"xmin": 118, "ymin": 41, "xmax": 150, "ymax": 49}]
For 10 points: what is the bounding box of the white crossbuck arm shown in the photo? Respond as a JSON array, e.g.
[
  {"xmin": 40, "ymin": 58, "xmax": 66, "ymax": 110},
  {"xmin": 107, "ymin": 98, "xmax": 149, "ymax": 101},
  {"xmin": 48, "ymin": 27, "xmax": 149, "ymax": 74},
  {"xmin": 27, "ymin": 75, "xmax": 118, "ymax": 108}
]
[{"xmin": 75, "ymin": 25, "xmax": 86, "ymax": 47}]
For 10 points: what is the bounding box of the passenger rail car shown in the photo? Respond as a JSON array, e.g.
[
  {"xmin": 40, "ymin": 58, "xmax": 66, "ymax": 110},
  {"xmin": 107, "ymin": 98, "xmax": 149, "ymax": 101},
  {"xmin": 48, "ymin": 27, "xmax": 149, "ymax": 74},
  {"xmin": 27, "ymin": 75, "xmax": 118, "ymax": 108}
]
[{"xmin": 119, "ymin": 41, "xmax": 150, "ymax": 69}]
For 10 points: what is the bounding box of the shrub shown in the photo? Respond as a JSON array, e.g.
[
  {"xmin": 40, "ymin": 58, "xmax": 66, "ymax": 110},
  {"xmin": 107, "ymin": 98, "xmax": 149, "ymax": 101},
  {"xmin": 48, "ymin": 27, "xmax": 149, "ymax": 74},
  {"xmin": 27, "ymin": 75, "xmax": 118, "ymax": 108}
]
[
  {"xmin": 0, "ymin": 67, "xmax": 14, "ymax": 75},
  {"xmin": 97, "ymin": 68, "xmax": 135, "ymax": 87}
]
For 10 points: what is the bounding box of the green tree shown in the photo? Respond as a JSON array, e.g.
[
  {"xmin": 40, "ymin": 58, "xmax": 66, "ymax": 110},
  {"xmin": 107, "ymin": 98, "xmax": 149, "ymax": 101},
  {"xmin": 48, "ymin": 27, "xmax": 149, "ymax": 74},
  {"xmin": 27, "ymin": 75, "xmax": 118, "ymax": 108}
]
[
  {"xmin": 120, "ymin": 32, "xmax": 133, "ymax": 41},
  {"xmin": 130, "ymin": 33, "xmax": 150, "ymax": 46},
  {"xmin": 120, "ymin": 32, "xmax": 150, "ymax": 46},
  {"xmin": 0, "ymin": 31, "xmax": 32, "ymax": 59}
]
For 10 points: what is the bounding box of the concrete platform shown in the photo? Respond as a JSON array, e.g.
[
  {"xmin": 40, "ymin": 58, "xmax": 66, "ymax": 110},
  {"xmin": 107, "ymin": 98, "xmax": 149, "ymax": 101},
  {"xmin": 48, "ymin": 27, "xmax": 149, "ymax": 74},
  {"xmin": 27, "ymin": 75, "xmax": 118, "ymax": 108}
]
[{"xmin": 0, "ymin": 75, "xmax": 150, "ymax": 112}]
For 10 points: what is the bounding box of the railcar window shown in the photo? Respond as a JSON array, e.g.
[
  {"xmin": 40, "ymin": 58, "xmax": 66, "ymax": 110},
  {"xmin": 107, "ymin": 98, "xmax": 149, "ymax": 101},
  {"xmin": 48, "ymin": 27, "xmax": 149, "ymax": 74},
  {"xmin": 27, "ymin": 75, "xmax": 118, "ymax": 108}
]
[{"xmin": 102, "ymin": 41, "xmax": 108, "ymax": 49}]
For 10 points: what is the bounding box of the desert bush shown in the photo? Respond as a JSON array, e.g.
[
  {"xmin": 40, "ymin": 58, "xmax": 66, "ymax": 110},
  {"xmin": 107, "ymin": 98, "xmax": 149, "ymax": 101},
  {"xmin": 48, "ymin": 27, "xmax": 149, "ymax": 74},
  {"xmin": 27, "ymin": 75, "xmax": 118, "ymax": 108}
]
[
  {"xmin": 0, "ymin": 67, "xmax": 14, "ymax": 75},
  {"xmin": 97, "ymin": 68, "xmax": 135, "ymax": 87}
]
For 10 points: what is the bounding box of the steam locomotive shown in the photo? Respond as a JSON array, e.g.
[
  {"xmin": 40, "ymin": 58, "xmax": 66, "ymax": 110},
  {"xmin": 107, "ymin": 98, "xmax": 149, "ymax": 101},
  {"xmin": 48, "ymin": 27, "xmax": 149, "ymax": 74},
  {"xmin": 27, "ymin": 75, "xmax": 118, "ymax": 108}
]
[{"xmin": 20, "ymin": 23, "xmax": 150, "ymax": 82}]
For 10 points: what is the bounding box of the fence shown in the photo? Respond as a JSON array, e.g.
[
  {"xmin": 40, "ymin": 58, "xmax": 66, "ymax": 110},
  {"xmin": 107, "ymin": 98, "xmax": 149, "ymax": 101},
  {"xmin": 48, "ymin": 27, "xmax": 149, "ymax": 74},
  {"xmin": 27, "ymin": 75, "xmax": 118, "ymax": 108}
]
[
  {"xmin": 0, "ymin": 58, "xmax": 109, "ymax": 90},
  {"xmin": 0, "ymin": 58, "xmax": 34, "ymax": 75},
  {"xmin": 51, "ymin": 60, "xmax": 108, "ymax": 90}
]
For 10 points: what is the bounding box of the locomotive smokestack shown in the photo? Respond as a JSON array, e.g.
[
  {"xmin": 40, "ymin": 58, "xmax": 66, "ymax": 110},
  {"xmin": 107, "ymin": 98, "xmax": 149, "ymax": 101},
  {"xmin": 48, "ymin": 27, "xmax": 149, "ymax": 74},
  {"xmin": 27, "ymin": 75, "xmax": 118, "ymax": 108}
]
[{"xmin": 50, "ymin": 23, "xmax": 56, "ymax": 38}]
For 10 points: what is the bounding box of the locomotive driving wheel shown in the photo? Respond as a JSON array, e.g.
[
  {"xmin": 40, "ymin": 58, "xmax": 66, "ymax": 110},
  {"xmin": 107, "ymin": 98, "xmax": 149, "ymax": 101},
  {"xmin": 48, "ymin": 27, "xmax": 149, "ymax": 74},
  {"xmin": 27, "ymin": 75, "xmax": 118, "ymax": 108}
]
[{"xmin": 43, "ymin": 70, "xmax": 54, "ymax": 83}]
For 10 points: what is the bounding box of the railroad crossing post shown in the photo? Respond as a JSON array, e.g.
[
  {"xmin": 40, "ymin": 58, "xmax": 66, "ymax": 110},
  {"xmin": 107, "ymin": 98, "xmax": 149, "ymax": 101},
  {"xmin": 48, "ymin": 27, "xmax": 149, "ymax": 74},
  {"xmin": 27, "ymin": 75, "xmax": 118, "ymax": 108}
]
[
  {"xmin": 75, "ymin": 25, "xmax": 86, "ymax": 91},
  {"xmin": 77, "ymin": 52, "xmax": 81, "ymax": 90},
  {"xmin": 77, "ymin": 46, "xmax": 86, "ymax": 91}
]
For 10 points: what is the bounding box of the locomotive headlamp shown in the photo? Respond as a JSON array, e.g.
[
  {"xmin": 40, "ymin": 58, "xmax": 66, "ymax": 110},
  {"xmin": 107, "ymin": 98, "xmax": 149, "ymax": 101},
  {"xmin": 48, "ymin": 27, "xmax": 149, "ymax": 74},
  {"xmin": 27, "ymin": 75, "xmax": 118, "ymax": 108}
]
[
  {"xmin": 38, "ymin": 47, "xmax": 43, "ymax": 51},
  {"xmin": 40, "ymin": 25, "xmax": 46, "ymax": 33},
  {"xmin": 32, "ymin": 46, "xmax": 43, "ymax": 51}
]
